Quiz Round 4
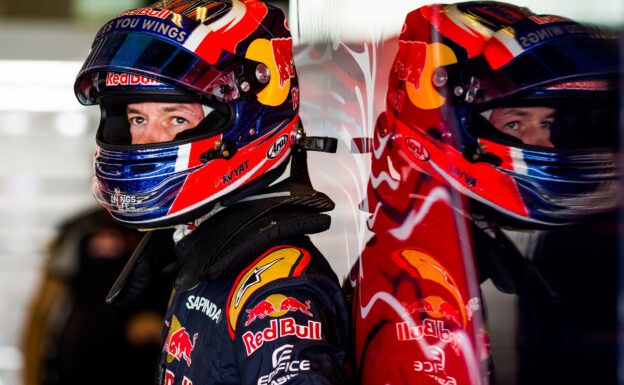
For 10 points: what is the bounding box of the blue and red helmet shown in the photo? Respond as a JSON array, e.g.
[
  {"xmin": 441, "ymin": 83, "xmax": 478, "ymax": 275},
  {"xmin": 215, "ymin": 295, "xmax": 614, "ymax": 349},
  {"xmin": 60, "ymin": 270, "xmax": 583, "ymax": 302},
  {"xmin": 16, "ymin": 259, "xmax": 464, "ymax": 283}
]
[
  {"xmin": 374, "ymin": 1, "xmax": 620, "ymax": 227},
  {"xmin": 75, "ymin": 0, "xmax": 301, "ymax": 228}
]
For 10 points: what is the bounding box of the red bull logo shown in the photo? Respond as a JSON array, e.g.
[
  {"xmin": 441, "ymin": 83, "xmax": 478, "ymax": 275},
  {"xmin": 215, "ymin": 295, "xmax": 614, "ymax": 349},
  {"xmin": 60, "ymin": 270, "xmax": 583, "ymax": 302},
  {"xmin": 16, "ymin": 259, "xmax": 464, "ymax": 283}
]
[
  {"xmin": 106, "ymin": 72, "xmax": 163, "ymax": 87},
  {"xmin": 163, "ymin": 316, "xmax": 198, "ymax": 366},
  {"xmin": 291, "ymin": 87, "xmax": 300, "ymax": 110},
  {"xmin": 395, "ymin": 41, "xmax": 427, "ymax": 88},
  {"xmin": 242, "ymin": 318, "xmax": 322, "ymax": 355},
  {"xmin": 529, "ymin": 15, "xmax": 570, "ymax": 25},
  {"xmin": 404, "ymin": 296, "xmax": 462, "ymax": 328},
  {"xmin": 271, "ymin": 38, "xmax": 295, "ymax": 88},
  {"xmin": 396, "ymin": 320, "xmax": 462, "ymax": 354},
  {"xmin": 245, "ymin": 294, "xmax": 313, "ymax": 326},
  {"xmin": 116, "ymin": 7, "xmax": 172, "ymax": 19},
  {"xmin": 164, "ymin": 370, "xmax": 193, "ymax": 385}
]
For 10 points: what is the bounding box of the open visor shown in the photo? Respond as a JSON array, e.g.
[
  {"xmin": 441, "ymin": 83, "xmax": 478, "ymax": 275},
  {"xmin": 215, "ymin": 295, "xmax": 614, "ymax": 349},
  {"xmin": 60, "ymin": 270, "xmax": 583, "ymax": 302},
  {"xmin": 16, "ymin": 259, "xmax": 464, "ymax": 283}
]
[
  {"xmin": 75, "ymin": 31, "xmax": 263, "ymax": 105},
  {"xmin": 470, "ymin": 97, "xmax": 620, "ymax": 150}
]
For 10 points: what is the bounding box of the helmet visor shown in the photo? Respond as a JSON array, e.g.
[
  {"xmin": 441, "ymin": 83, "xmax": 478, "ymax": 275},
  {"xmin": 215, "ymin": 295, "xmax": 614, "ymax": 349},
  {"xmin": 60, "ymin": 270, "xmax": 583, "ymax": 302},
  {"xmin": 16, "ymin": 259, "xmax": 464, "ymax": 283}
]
[
  {"xmin": 75, "ymin": 31, "xmax": 254, "ymax": 105},
  {"xmin": 472, "ymin": 31, "xmax": 620, "ymax": 103},
  {"xmin": 471, "ymin": 95, "xmax": 619, "ymax": 150}
]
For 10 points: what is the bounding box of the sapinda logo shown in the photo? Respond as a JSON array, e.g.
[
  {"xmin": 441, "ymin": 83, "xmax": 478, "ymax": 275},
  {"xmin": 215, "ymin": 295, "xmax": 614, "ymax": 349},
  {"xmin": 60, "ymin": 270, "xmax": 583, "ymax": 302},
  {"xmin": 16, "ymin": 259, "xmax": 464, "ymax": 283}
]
[{"xmin": 267, "ymin": 134, "xmax": 289, "ymax": 159}]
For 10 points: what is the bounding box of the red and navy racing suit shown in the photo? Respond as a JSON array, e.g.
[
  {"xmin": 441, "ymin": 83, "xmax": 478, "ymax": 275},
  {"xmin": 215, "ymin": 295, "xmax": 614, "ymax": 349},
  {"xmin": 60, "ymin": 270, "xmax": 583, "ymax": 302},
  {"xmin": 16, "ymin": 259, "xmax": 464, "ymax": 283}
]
[
  {"xmin": 157, "ymin": 235, "xmax": 349, "ymax": 385},
  {"xmin": 106, "ymin": 178, "xmax": 349, "ymax": 385},
  {"xmin": 145, "ymin": 178, "xmax": 350, "ymax": 385}
]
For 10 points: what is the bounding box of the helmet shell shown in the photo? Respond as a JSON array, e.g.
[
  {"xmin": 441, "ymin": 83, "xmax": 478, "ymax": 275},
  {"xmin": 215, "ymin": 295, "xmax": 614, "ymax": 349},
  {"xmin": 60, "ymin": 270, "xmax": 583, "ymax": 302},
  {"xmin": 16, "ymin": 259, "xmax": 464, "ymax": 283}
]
[
  {"xmin": 373, "ymin": 1, "xmax": 620, "ymax": 226},
  {"xmin": 75, "ymin": 0, "xmax": 301, "ymax": 228}
]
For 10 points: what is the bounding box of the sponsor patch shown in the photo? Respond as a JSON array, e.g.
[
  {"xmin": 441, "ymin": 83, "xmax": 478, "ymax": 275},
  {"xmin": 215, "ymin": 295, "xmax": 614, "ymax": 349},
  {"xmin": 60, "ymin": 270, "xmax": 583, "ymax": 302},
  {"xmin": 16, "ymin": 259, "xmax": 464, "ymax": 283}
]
[
  {"xmin": 270, "ymin": 38, "xmax": 296, "ymax": 88},
  {"xmin": 164, "ymin": 370, "xmax": 193, "ymax": 385},
  {"xmin": 267, "ymin": 134, "xmax": 289, "ymax": 159},
  {"xmin": 227, "ymin": 246, "xmax": 311, "ymax": 338},
  {"xmin": 405, "ymin": 136, "xmax": 430, "ymax": 161},
  {"xmin": 96, "ymin": 14, "xmax": 194, "ymax": 43},
  {"xmin": 106, "ymin": 72, "xmax": 164, "ymax": 87},
  {"xmin": 186, "ymin": 295, "xmax": 222, "ymax": 324},
  {"xmin": 163, "ymin": 315, "xmax": 198, "ymax": 366},
  {"xmin": 396, "ymin": 320, "xmax": 462, "ymax": 354},
  {"xmin": 110, "ymin": 187, "xmax": 142, "ymax": 213},
  {"xmin": 245, "ymin": 294, "xmax": 313, "ymax": 326},
  {"xmin": 547, "ymin": 80, "xmax": 610, "ymax": 90},
  {"xmin": 242, "ymin": 318, "xmax": 322, "ymax": 356},
  {"xmin": 392, "ymin": 249, "xmax": 467, "ymax": 328},
  {"xmin": 403, "ymin": 296, "xmax": 461, "ymax": 328},
  {"xmin": 258, "ymin": 344, "xmax": 311, "ymax": 385}
]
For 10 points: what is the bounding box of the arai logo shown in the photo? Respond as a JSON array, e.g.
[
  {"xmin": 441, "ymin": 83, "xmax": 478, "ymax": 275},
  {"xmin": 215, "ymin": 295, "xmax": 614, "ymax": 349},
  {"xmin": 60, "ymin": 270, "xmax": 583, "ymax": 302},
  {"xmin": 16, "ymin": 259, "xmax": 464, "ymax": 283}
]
[
  {"xmin": 267, "ymin": 134, "xmax": 289, "ymax": 159},
  {"xmin": 405, "ymin": 137, "xmax": 430, "ymax": 161}
]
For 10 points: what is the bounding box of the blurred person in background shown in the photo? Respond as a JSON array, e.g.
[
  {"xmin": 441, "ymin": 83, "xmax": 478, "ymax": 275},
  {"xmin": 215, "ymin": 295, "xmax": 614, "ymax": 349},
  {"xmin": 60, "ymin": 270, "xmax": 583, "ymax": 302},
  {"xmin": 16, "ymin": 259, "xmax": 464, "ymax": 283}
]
[
  {"xmin": 22, "ymin": 207, "xmax": 169, "ymax": 385},
  {"xmin": 73, "ymin": 1, "xmax": 349, "ymax": 384},
  {"xmin": 347, "ymin": 2, "xmax": 621, "ymax": 384}
]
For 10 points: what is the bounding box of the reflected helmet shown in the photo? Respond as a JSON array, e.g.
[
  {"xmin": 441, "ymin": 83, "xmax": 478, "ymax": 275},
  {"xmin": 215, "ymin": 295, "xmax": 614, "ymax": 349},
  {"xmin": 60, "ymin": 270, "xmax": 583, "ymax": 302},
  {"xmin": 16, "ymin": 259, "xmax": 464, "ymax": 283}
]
[
  {"xmin": 379, "ymin": 1, "xmax": 620, "ymax": 226},
  {"xmin": 75, "ymin": 0, "xmax": 301, "ymax": 228}
]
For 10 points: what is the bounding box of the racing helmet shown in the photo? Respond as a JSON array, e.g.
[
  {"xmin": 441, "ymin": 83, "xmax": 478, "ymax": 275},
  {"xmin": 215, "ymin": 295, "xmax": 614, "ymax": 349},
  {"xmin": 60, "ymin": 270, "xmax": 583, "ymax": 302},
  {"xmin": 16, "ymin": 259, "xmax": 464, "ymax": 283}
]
[
  {"xmin": 378, "ymin": 1, "xmax": 621, "ymax": 227},
  {"xmin": 75, "ymin": 0, "xmax": 301, "ymax": 228}
]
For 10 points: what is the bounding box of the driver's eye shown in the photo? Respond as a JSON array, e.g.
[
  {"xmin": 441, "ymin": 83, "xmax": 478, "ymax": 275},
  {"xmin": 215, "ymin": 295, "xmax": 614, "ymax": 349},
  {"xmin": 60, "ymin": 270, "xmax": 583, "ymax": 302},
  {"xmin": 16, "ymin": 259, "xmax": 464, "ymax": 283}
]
[
  {"xmin": 129, "ymin": 117, "xmax": 145, "ymax": 125},
  {"xmin": 503, "ymin": 121, "xmax": 519, "ymax": 130}
]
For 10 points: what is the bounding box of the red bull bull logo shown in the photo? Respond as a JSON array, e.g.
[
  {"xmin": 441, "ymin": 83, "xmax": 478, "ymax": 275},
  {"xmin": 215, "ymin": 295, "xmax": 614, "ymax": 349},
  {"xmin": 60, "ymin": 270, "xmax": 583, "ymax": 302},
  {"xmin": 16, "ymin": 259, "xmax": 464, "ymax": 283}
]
[
  {"xmin": 271, "ymin": 38, "xmax": 295, "ymax": 88},
  {"xmin": 404, "ymin": 296, "xmax": 462, "ymax": 328},
  {"xmin": 245, "ymin": 294, "xmax": 313, "ymax": 326},
  {"xmin": 163, "ymin": 316, "xmax": 198, "ymax": 366},
  {"xmin": 396, "ymin": 40, "xmax": 427, "ymax": 88}
]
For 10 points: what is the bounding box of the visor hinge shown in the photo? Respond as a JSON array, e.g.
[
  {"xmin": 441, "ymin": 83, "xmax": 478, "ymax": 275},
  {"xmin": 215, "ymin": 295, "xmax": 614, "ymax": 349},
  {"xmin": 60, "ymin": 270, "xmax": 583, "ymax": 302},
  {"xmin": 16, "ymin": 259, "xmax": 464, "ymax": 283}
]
[
  {"xmin": 462, "ymin": 76, "xmax": 487, "ymax": 104},
  {"xmin": 463, "ymin": 142, "xmax": 502, "ymax": 166},
  {"xmin": 200, "ymin": 140, "xmax": 238, "ymax": 163}
]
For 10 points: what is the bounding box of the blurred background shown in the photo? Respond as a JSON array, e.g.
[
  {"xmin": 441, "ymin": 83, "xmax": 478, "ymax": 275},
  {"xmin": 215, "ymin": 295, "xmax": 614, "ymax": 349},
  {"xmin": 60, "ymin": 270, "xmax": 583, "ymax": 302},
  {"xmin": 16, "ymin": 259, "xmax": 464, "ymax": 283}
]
[{"xmin": 0, "ymin": 1, "xmax": 621, "ymax": 385}]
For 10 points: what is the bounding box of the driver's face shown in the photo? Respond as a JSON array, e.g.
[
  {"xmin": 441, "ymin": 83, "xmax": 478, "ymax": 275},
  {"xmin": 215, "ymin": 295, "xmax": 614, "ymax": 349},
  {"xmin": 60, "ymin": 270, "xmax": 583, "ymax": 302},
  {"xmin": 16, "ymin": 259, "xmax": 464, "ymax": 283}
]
[
  {"xmin": 489, "ymin": 106, "xmax": 555, "ymax": 148},
  {"xmin": 127, "ymin": 102, "xmax": 204, "ymax": 144}
]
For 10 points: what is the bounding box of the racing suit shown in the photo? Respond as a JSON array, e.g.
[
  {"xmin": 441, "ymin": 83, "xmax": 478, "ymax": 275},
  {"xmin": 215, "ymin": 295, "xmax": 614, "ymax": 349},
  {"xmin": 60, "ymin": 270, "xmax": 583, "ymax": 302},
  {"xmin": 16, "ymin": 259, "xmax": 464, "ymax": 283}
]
[
  {"xmin": 158, "ymin": 235, "xmax": 348, "ymax": 385},
  {"xmin": 110, "ymin": 178, "xmax": 350, "ymax": 385}
]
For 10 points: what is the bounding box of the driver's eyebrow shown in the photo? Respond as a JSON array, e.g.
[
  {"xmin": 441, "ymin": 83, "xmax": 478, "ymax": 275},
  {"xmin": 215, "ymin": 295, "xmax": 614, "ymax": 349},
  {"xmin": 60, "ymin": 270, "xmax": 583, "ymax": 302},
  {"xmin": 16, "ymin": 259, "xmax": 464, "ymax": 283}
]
[
  {"xmin": 162, "ymin": 105, "xmax": 194, "ymax": 113},
  {"xmin": 126, "ymin": 105, "xmax": 195, "ymax": 115},
  {"xmin": 502, "ymin": 109, "xmax": 529, "ymax": 117}
]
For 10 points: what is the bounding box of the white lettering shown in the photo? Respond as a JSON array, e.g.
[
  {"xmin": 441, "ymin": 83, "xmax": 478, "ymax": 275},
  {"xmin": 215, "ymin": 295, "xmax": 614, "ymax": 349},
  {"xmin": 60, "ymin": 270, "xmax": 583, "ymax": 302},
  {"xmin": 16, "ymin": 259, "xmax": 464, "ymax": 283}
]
[
  {"xmin": 243, "ymin": 318, "xmax": 322, "ymax": 356},
  {"xmin": 257, "ymin": 344, "xmax": 311, "ymax": 385},
  {"xmin": 186, "ymin": 295, "xmax": 222, "ymax": 323}
]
